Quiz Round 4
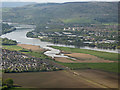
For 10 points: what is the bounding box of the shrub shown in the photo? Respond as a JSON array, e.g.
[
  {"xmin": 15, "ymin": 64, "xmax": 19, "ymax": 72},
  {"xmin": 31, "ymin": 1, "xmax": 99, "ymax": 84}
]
[{"xmin": 4, "ymin": 78, "xmax": 14, "ymax": 88}]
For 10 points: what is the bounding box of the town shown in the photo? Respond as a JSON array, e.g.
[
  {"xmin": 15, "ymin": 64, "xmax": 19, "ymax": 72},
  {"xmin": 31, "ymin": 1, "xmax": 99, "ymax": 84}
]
[{"xmin": 27, "ymin": 24, "xmax": 118, "ymax": 49}]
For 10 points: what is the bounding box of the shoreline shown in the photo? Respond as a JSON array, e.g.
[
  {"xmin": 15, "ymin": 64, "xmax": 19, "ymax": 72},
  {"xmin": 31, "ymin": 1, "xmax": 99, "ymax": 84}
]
[{"xmin": 27, "ymin": 31, "xmax": 118, "ymax": 53}]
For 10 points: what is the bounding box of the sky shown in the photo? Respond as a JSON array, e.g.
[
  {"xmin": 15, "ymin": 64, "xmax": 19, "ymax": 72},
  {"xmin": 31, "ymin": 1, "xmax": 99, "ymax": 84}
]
[{"xmin": 1, "ymin": 0, "xmax": 120, "ymax": 3}]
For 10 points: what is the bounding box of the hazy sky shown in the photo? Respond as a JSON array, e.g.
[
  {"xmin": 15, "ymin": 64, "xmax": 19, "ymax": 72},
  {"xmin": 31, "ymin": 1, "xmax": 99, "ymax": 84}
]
[{"xmin": 1, "ymin": 0, "xmax": 120, "ymax": 3}]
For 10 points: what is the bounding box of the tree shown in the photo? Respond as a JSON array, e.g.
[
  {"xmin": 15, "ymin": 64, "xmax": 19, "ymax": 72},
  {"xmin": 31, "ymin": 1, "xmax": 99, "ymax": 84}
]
[{"xmin": 4, "ymin": 78, "xmax": 14, "ymax": 88}]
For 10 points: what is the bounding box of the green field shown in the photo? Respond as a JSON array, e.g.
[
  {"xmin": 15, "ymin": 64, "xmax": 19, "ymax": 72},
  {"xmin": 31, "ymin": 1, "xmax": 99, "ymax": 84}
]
[
  {"xmin": 24, "ymin": 51, "xmax": 50, "ymax": 60},
  {"xmin": 51, "ymin": 46, "xmax": 119, "ymax": 61},
  {"xmin": 58, "ymin": 63, "xmax": 119, "ymax": 73},
  {"xmin": 3, "ymin": 45, "xmax": 23, "ymax": 51},
  {"xmin": 51, "ymin": 46, "xmax": 119, "ymax": 73},
  {"xmin": 61, "ymin": 17, "xmax": 98, "ymax": 24}
]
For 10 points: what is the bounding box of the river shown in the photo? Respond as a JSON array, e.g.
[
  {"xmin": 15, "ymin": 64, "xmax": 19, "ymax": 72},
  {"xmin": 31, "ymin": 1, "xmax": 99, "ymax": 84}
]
[{"xmin": 1, "ymin": 23, "xmax": 118, "ymax": 58}]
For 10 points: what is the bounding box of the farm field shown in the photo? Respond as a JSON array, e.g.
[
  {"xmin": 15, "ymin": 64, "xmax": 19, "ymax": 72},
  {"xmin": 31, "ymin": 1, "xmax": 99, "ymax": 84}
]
[
  {"xmin": 51, "ymin": 46, "xmax": 119, "ymax": 61},
  {"xmin": 3, "ymin": 44, "xmax": 45, "ymax": 52},
  {"xmin": 55, "ymin": 53, "xmax": 116, "ymax": 63},
  {"xmin": 3, "ymin": 45, "xmax": 119, "ymax": 73},
  {"xmin": 72, "ymin": 69, "xmax": 118, "ymax": 88},
  {"xmin": 3, "ymin": 71, "xmax": 95, "ymax": 88},
  {"xmin": 17, "ymin": 44, "xmax": 45, "ymax": 52},
  {"xmin": 58, "ymin": 63, "xmax": 119, "ymax": 73},
  {"xmin": 65, "ymin": 53, "xmax": 116, "ymax": 62},
  {"xmin": 52, "ymin": 46, "xmax": 119, "ymax": 73},
  {"xmin": 2, "ymin": 44, "xmax": 119, "ymax": 89},
  {"xmin": 2, "ymin": 45, "xmax": 23, "ymax": 51},
  {"xmin": 3, "ymin": 70, "xmax": 118, "ymax": 88}
]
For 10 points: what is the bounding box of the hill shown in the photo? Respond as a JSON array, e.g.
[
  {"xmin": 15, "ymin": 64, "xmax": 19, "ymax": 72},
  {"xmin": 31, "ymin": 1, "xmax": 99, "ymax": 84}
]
[
  {"xmin": 1, "ymin": 2, "xmax": 36, "ymax": 7},
  {"xmin": 2, "ymin": 2, "xmax": 118, "ymax": 31},
  {"xmin": 2, "ymin": 23, "xmax": 16, "ymax": 34}
]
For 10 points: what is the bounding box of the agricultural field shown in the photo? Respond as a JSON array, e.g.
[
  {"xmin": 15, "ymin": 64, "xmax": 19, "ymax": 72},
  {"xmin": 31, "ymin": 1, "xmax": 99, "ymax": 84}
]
[
  {"xmin": 52, "ymin": 46, "xmax": 119, "ymax": 61},
  {"xmin": 2, "ymin": 45, "xmax": 23, "ymax": 51},
  {"xmin": 55, "ymin": 53, "xmax": 117, "ymax": 63},
  {"xmin": 2, "ymin": 44, "xmax": 119, "ymax": 88},
  {"xmin": 2, "ymin": 45, "xmax": 119, "ymax": 73},
  {"xmin": 58, "ymin": 63, "xmax": 119, "ymax": 73},
  {"xmin": 17, "ymin": 44, "xmax": 44, "ymax": 52},
  {"xmin": 3, "ymin": 69, "xmax": 118, "ymax": 88},
  {"xmin": 61, "ymin": 17, "xmax": 98, "ymax": 24},
  {"xmin": 51, "ymin": 46, "xmax": 119, "ymax": 73},
  {"xmin": 3, "ymin": 71, "xmax": 94, "ymax": 88}
]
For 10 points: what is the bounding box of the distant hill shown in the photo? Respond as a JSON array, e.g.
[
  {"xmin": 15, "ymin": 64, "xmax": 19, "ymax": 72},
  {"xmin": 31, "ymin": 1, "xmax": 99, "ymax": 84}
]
[
  {"xmin": 2, "ymin": 2, "xmax": 118, "ymax": 25},
  {"xmin": 1, "ymin": 2, "xmax": 36, "ymax": 7}
]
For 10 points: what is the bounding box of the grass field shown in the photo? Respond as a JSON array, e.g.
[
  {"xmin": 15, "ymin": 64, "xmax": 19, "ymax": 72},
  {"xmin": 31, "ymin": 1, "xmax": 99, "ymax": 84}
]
[
  {"xmin": 24, "ymin": 51, "xmax": 50, "ymax": 60},
  {"xmin": 61, "ymin": 17, "xmax": 98, "ymax": 24},
  {"xmin": 58, "ymin": 63, "xmax": 119, "ymax": 73},
  {"xmin": 2, "ymin": 45, "xmax": 23, "ymax": 51},
  {"xmin": 51, "ymin": 46, "xmax": 119, "ymax": 61},
  {"xmin": 51, "ymin": 46, "xmax": 119, "ymax": 73}
]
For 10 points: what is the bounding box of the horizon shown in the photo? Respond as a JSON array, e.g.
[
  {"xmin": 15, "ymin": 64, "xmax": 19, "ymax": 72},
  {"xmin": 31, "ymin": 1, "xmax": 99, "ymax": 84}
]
[{"xmin": 1, "ymin": 0, "xmax": 120, "ymax": 3}]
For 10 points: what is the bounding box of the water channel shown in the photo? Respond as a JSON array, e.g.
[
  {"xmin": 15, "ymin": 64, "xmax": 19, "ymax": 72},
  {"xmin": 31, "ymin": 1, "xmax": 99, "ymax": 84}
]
[{"xmin": 1, "ymin": 23, "xmax": 118, "ymax": 59}]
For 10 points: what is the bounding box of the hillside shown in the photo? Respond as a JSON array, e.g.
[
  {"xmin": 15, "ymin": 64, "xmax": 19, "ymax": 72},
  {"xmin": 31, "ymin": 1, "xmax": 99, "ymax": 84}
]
[
  {"xmin": 3, "ymin": 2, "xmax": 118, "ymax": 24},
  {"xmin": 2, "ymin": 23, "xmax": 16, "ymax": 34},
  {"xmin": 1, "ymin": 2, "xmax": 36, "ymax": 7}
]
